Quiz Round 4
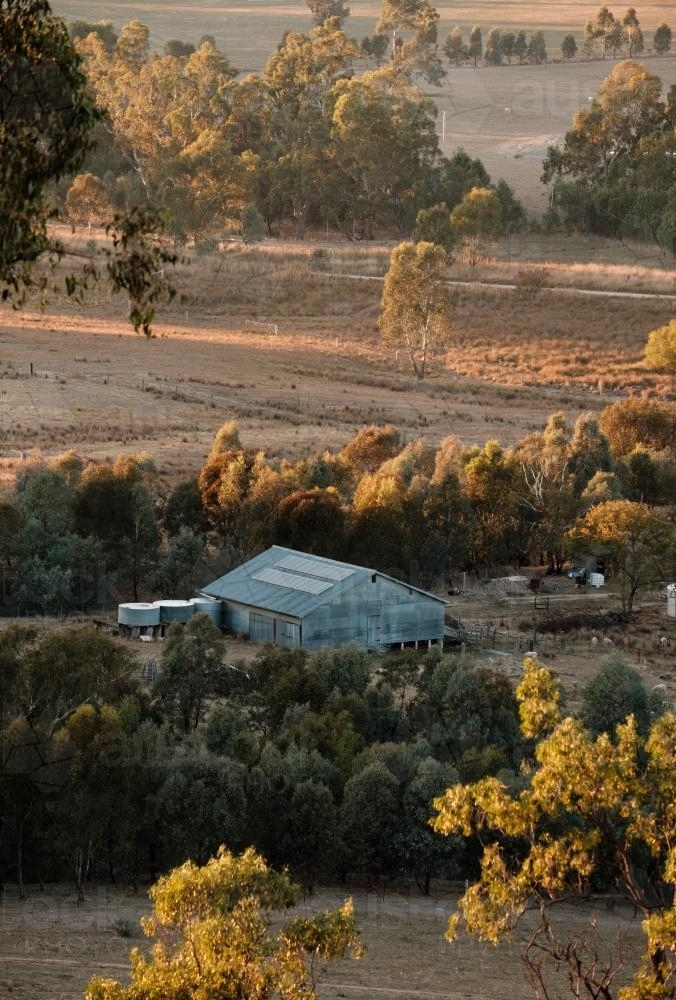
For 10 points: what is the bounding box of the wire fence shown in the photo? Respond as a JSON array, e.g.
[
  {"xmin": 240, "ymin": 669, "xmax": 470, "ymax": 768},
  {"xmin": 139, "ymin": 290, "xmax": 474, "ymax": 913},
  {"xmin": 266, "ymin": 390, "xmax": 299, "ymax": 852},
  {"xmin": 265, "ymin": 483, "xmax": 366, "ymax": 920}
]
[{"xmin": 446, "ymin": 619, "xmax": 623, "ymax": 660}]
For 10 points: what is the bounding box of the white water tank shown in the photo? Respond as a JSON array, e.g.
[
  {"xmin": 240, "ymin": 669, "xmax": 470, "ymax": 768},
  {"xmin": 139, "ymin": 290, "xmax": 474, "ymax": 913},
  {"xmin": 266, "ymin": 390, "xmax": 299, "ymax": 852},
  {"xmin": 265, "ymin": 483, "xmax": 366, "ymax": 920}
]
[
  {"xmin": 158, "ymin": 599, "xmax": 194, "ymax": 623},
  {"xmin": 668, "ymin": 597, "xmax": 676, "ymax": 619},
  {"xmin": 118, "ymin": 602, "xmax": 161, "ymax": 627},
  {"xmin": 190, "ymin": 597, "xmax": 222, "ymax": 625},
  {"xmin": 588, "ymin": 572, "xmax": 605, "ymax": 588}
]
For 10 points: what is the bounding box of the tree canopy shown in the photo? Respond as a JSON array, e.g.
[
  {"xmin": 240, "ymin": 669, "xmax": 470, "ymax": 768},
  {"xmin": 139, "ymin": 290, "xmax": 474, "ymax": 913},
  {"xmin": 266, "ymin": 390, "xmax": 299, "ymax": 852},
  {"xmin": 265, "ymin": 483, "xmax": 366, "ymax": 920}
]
[
  {"xmin": 542, "ymin": 60, "xmax": 675, "ymax": 249},
  {"xmin": 379, "ymin": 240, "xmax": 454, "ymax": 379},
  {"xmin": 85, "ymin": 845, "xmax": 362, "ymax": 1000},
  {"xmin": 432, "ymin": 658, "xmax": 676, "ymax": 1000},
  {"xmin": 1, "ymin": 0, "xmax": 99, "ymax": 287},
  {"xmin": 1, "ymin": 0, "xmax": 177, "ymax": 333}
]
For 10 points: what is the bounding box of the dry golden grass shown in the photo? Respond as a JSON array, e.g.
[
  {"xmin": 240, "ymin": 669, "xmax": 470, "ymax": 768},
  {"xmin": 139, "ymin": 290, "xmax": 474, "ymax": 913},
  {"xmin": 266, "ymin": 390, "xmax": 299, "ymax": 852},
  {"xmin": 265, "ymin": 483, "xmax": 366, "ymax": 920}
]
[
  {"xmin": 0, "ymin": 880, "xmax": 649, "ymax": 1000},
  {"xmin": 1, "ymin": 235, "xmax": 673, "ymax": 492}
]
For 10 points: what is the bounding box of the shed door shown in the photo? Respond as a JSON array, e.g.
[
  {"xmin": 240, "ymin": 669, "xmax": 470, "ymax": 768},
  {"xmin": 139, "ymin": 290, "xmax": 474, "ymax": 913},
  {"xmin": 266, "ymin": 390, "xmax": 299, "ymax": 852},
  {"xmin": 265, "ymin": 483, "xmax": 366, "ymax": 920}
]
[
  {"xmin": 250, "ymin": 612, "xmax": 274, "ymax": 643},
  {"xmin": 278, "ymin": 621, "xmax": 300, "ymax": 647},
  {"xmin": 367, "ymin": 614, "xmax": 381, "ymax": 648}
]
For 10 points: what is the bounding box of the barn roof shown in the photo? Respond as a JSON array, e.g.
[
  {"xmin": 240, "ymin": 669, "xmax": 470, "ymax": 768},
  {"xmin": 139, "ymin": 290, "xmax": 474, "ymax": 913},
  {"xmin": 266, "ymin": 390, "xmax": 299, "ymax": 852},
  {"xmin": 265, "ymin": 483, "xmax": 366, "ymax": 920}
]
[{"xmin": 201, "ymin": 546, "xmax": 446, "ymax": 619}]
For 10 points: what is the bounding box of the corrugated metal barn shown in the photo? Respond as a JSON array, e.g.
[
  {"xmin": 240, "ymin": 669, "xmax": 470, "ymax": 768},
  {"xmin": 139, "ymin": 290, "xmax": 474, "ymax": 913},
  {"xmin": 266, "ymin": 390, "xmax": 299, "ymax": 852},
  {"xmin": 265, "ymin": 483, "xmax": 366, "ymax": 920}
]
[{"xmin": 201, "ymin": 546, "xmax": 446, "ymax": 652}]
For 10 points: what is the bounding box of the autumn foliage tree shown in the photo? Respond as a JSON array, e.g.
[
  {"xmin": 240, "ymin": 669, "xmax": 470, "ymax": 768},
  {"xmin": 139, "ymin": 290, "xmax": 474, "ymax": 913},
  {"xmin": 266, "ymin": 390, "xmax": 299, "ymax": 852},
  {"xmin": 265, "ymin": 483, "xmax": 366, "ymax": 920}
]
[
  {"xmin": 85, "ymin": 845, "xmax": 362, "ymax": 1000},
  {"xmin": 569, "ymin": 499, "xmax": 675, "ymax": 613},
  {"xmin": 644, "ymin": 319, "xmax": 676, "ymax": 374},
  {"xmin": 432, "ymin": 658, "xmax": 676, "ymax": 1000}
]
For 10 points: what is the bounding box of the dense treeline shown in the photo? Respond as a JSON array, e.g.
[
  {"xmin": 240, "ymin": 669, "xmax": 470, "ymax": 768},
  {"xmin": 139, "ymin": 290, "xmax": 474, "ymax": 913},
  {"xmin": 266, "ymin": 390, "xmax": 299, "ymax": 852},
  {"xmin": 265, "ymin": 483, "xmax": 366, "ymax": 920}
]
[
  {"xmin": 0, "ymin": 614, "xmax": 668, "ymax": 898},
  {"xmin": 543, "ymin": 60, "xmax": 676, "ymax": 248},
  {"xmin": 58, "ymin": 13, "xmax": 530, "ymax": 244},
  {"xmin": 57, "ymin": 7, "xmax": 676, "ymax": 251},
  {"xmin": 1, "ymin": 398, "xmax": 675, "ymax": 616}
]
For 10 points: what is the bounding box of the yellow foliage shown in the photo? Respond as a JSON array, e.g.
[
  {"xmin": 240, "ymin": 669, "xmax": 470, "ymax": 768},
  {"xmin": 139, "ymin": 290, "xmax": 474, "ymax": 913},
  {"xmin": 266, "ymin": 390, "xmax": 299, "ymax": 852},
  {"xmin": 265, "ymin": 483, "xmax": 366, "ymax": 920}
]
[
  {"xmin": 516, "ymin": 658, "xmax": 562, "ymax": 738},
  {"xmin": 431, "ymin": 684, "xmax": 676, "ymax": 997}
]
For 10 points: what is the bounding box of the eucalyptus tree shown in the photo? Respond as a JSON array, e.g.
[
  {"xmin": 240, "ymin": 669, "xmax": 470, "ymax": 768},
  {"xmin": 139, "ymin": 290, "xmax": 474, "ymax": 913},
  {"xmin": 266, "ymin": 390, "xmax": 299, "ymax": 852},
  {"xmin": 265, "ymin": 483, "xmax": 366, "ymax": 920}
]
[
  {"xmin": 467, "ymin": 25, "xmax": 482, "ymax": 66},
  {"xmin": 327, "ymin": 69, "xmax": 439, "ymax": 237},
  {"xmin": 654, "ymin": 22, "xmax": 672, "ymax": 54},
  {"xmin": 260, "ymin": 19, "xmax": 358, "ymax": 238},
  {"xmin": 463, "ymin": 440, "xmax": 526, "ymax": 571},
  {"xmin": 75, "ymin": 456, "xmax": 160, "ymax": 601},
  {"xmin": 379, "ymin": 241, "xmax": 453, "ymax": 379},
  {"xmin": 1, "ymin": 0, "xmax": 98, "ymax": 294},
  {"xmin": 375, "ymin": 0, "xmax": 445, "ymax": 83},
  {"xmin": 542, "ymin": 61, "xmax": 670, "ymax": 242},
  {"xmin": 432, "ymin": 659, "xmax": 676, "ymax": 1000},
  {"xmin": 443, "ymin": 26, "xmax": 466, "ymax": 66},
  {"xmin": 80, "ymin": 34, "xmax": 242, "ymax": 237},
  {"xmin": 483, "ymin": 28, "xmax": 502, "ymax": 65},
  {"xmin": 153, "ymin": 614, "xmax": 226, "ymax": 734},
  {"xmin": 1, "ymin": 1, "xmax": 176, "ymax": 332},
  {"xmin": 569, "ymin": 500, "xmax": 676, "ymax": 614},
  {"xmin": 85, "ymin": 847, "xmax": 362, "ymax": 1000}
]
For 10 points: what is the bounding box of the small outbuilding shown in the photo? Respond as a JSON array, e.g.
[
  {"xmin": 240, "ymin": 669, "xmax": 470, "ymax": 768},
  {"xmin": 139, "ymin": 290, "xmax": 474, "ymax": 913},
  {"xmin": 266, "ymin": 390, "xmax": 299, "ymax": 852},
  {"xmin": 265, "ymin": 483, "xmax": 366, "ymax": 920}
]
[{"xmin": 201, "ymin": 546, "xmax": 446, "ymax": 652}]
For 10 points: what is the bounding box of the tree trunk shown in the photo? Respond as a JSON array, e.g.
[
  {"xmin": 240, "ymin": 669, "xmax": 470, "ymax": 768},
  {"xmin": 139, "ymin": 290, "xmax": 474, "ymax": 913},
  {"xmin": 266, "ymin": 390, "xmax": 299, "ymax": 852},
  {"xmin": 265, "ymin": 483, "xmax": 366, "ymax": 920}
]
[
  {"xmin": 17, "ymin": 826, "xmax": 25, "ymax": 901},
  {"xmin": 74, "ymin": 842, "xmax": 93, "ymax": 905}
]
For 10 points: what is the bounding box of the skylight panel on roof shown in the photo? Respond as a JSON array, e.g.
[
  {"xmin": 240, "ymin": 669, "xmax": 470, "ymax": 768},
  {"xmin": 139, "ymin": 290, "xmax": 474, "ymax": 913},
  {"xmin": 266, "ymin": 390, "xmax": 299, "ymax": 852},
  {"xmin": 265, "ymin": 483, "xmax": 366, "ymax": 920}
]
[
  {"xmin": 276, "ymin": 554, "xmax": 355, "ymax": 582},
  {"xmin": 251, "ymin": 567, "xmax": 332, "ymax": 594}
]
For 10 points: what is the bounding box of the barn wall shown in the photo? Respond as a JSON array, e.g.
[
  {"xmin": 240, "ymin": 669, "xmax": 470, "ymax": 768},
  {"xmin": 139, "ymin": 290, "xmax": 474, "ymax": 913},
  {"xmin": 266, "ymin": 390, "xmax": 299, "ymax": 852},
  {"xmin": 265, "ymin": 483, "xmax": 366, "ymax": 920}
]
[
  {"xmin": 223, "ymin": 602, "xmax": 302, "ymax": 646},
  {"xmin": 303, "ymin": 575, "xmax": 444, "ymax": 651},
  {"xmin": 222, "ymin": 576, "xmax": 444, "ymax": 651}
]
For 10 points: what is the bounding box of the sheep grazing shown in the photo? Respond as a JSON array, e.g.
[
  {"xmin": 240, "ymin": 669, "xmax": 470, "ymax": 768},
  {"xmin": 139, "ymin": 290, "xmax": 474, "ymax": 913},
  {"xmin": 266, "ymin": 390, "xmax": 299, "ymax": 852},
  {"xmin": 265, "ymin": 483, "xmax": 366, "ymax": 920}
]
[
  {"xmin": 659, "ymin": 636, "xmax": 668, "ymax": 649},
  {"xmin": 591, "ymin": 636, "xmax": 598, "ymax": 647},
  {"xmin": 603, "ymin": 636, "xmax": 614, "ymax": 647}
]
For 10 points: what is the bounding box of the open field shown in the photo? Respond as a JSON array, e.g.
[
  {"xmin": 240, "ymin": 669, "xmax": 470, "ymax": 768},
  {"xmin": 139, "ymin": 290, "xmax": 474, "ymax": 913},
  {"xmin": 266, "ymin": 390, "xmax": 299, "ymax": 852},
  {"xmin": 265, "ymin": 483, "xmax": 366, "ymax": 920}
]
[
  {"xmin": 1, "ymin": 237, "xmax": 673, "ymax": 489},
  {"xmin": 51, "ymin": 1, "xmax": 676, "ymax": 214},
  {"xmin": 51, "ymin": 0, "xmax": 676, "ymax": 68},
  {"xmin": 0, "ymin": 880, "xmax": 651, "ymax": 1000}
]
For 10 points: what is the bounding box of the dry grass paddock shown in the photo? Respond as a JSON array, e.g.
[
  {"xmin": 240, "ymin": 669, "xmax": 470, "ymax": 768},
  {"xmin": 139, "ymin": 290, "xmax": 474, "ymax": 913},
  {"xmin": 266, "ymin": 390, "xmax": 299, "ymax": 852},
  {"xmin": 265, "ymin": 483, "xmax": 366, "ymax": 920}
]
[
  {"xmin": 1, "ymin": 236, "xmax": 673, "ymax": 491},
  {"xmin": 0, "ymin": 880, "xmax": 650, "ymax": 1000}
]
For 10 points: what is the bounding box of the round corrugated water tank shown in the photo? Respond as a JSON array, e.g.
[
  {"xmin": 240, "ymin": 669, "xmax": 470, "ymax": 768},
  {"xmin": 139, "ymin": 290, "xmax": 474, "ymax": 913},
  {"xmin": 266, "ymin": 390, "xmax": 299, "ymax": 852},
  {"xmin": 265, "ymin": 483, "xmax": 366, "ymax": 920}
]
[
  {"xmin": 159, "ymin": 599, "xmax": 195, "ymax": 623},
  {"xmin": 118, "ymin": 602, "xmax": 161, "ymax": 626},
  {"xmin": 190, "ymin": 598, "xmax": 222, "ymax": 625}
]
